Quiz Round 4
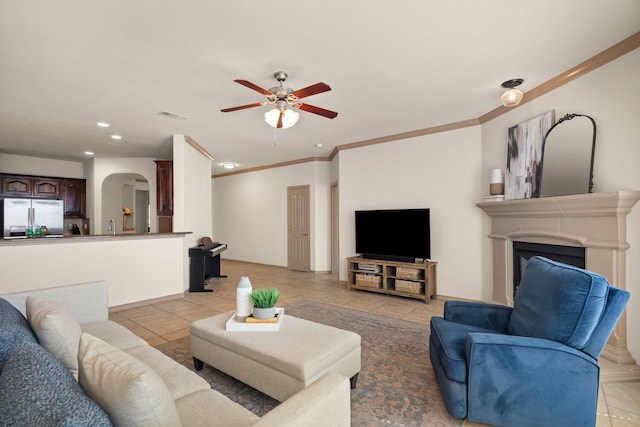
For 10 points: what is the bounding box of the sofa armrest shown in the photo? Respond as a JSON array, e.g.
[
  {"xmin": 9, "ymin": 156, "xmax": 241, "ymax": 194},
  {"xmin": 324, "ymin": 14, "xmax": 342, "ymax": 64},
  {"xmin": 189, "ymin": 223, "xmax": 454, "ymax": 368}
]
[
  {"xmin": 443, "ymin": 300, "xmax": 512, "ymax": 332},
  {"xmin": 251, "ymin": 372, "xmax": 350, "ymax": 427},
  {"xmin": 465, "ymin": 332, "xmax": 599, "ymax": 426}
]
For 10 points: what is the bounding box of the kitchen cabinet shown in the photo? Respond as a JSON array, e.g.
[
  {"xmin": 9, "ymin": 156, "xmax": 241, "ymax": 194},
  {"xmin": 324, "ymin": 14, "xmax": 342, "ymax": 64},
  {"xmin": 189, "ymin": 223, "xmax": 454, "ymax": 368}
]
[
  {"xmin": 61, "ymin": 179, "xmax": 86, "ymax": 218},
  {"xmin": 1, "ymin": 174, "xmax": 61, "ymax": 198},
  {"xmin": 155, "ymin": 161, "xmax": 173, "ymax": 216},
  {"xmin": 1, "ymin": 173, "xmax": 87, "ymax": 219}
]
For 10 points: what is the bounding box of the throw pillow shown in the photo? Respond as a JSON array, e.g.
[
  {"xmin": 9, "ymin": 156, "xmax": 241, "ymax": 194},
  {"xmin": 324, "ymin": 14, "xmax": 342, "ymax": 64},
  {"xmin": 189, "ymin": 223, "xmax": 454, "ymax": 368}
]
[
  {"xmin": 0, "ymin": 298, "xmax": 38, "ymax": 370},
  {"xmin": 0, "ymin": 340, "xmax": 111, "ymax": 426},
  {"xmin": 78, "ymin": 333, "xmax": 182, "ymax": 427},
  {"xmin": 26, "ymin": 296, "xmax": 82, "ymax": 379}
]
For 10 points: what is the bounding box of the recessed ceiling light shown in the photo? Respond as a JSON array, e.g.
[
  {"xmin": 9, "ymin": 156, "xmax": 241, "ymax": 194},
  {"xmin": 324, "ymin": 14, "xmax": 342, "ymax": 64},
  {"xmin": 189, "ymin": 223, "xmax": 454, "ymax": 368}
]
[
  {"xmin": 84, "ymin": 151, "xmax": 94, "ymax": 155},
  {"xmin": 315, "ymin": 143, "xmax": 324, "ymax": 148},
  {"xmin": 222, "ymin": 162, "xmax": 236, "ymax": 169},
  {"xmin": 96, "ymin": 122, "xmax": 110, "ymax": 128},
  {"xmin": 110, "ymin": 134, "xmax": 123, "ymax": 140}
]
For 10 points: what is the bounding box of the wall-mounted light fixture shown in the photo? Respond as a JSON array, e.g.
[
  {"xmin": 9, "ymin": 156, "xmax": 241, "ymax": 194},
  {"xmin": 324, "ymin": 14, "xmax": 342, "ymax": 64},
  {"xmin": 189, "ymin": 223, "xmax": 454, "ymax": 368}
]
[{"xmin": 501, "ymin": 78, "xmax": 524, "ymax": 107}]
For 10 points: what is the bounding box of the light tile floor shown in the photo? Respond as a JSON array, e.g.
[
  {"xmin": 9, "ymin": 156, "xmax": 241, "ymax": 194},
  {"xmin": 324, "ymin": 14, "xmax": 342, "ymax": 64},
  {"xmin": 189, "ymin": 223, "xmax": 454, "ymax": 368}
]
[{"xmin": 110, "ymin": 259, "xmax": 640, "ymax": 426}]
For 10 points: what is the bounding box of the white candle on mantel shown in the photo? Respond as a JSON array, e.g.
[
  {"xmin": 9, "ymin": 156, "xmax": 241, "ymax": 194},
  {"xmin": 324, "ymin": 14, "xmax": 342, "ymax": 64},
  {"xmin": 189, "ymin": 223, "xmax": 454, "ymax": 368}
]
[{"xmin": 236, "ymin": 276, "xmax": 252, "ymax": 321}]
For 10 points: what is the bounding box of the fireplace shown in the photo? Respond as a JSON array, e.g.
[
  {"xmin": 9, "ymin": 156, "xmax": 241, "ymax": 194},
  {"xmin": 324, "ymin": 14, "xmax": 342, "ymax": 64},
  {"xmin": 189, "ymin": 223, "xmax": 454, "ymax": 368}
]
[
  {"xmin": 478, "ymin": 191, "xmax": 640, "ymax": 366},
  {"xmin": 512, "ymin": 242, "xmax": 585, "ymax": 298}
]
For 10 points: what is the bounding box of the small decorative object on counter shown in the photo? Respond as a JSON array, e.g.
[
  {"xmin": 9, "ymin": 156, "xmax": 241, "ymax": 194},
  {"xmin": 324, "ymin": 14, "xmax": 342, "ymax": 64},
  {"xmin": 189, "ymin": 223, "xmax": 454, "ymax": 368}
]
[{"xmin": 235, "ymin": 276, "xmax": 253, "ymax": 322}]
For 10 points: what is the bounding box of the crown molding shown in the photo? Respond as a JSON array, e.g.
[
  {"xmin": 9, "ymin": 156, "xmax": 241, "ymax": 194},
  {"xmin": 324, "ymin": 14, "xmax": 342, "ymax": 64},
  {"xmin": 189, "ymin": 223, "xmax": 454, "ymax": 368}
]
[{"xmin": 217, "ymin": 31, "xmax": 640, "ymax": 178}]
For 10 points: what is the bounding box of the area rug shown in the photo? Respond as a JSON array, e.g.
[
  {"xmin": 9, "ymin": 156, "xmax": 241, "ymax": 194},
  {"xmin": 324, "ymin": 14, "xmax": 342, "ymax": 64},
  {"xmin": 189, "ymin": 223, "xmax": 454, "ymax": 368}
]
[{"xmin": 155, "ymin": 300, "xmax": 462, "ymax": 427}]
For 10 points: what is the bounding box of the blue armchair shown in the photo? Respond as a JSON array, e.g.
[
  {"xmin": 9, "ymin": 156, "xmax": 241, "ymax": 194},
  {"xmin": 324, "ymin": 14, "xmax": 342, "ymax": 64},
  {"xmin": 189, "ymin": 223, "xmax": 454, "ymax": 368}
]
[{"xmin": 429, "ymin": 256, "xmax": 630, "ymax": 427}]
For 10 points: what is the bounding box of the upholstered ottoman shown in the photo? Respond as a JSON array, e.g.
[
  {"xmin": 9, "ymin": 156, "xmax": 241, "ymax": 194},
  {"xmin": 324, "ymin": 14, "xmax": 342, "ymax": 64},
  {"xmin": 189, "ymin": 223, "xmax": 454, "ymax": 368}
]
[{"xmin": 190, "ymin": 311, "xmax": 361, "ymax": 401}]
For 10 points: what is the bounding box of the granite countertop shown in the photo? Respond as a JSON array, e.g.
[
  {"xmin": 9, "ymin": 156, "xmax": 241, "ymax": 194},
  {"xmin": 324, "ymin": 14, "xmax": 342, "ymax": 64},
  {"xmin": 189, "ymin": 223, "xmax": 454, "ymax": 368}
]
[{"xmin": 0, "ymin": 232, "xmax": 191, "ymax": 244}]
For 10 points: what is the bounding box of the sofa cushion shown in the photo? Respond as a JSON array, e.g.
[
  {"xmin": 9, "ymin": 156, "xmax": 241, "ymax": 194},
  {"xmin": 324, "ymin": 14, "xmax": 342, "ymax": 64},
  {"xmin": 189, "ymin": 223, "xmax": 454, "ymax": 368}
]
[
  {"xmin": 78, "ymin": 333, "xmax": 182, "ymax": 427},
  {"xmin": 82, "ymin": 319, "xmax": 149, "ymax": 351},
  {"xmin": 26, "ymin": 296, "xmax": 82, "ymax": 379},
  {"xmin": 126, "ymin": 345, "xmax": 210, "ymax": 401},
  {"xmin": 508, "ymin": 257, "xmax": 609, "ymax": 349},
  {"xmin": 175, "ymin": 389, "xmax": 259, "ymax": 426},
  {"xmin": 430, "ymin": 316, "xmax": 500, "ymax": 383},
  {"xmin": 0, "ymin": 298, "xmax": 37, "ymax": 371},
  {"xmin": 0, "ymin": 340, "xmax": 111, "ymax": 426}
]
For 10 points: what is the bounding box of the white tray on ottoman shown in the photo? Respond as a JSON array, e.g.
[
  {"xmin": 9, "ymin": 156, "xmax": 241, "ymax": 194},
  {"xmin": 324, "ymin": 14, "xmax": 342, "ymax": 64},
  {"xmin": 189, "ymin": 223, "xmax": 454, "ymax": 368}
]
[
  {"xmin": 190, "ymin": 310, "xmax": 361, "ymax": 402},
  {"xmin": 225, "ymin": 308, "xmax": 284, "ymax": 331}
]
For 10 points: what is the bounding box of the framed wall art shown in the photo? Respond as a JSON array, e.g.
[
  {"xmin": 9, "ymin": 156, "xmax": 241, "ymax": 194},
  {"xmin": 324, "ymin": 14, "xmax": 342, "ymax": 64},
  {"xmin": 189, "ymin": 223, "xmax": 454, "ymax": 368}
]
[{"xmin": 505, "ymin": 111, "xmax": 555, "ymax": 200}]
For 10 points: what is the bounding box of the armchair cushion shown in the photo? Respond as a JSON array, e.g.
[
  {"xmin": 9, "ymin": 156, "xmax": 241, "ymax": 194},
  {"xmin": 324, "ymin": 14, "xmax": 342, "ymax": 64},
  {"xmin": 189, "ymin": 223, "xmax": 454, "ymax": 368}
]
[
  {"xmin": 430, "ymin": 317, "xmax": 500, "ymax": 383},
  {"xmin": 508, "ymin": 257, "xmax": 609, "ymax": 349}
]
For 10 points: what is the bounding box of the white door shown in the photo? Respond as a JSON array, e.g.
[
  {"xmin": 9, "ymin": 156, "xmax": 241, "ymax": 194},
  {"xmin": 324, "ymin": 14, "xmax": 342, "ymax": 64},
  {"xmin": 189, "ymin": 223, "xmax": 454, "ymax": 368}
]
[{"xmin": 287, "ymin": 185, "xmax": 310, "ymax": 272}]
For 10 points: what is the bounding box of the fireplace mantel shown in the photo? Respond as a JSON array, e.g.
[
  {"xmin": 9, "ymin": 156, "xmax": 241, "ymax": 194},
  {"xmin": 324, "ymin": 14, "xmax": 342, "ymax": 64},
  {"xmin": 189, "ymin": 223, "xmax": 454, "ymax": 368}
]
[{"xmin": 478, "ymin": 190, "xmax": 640, "ymax": 365}]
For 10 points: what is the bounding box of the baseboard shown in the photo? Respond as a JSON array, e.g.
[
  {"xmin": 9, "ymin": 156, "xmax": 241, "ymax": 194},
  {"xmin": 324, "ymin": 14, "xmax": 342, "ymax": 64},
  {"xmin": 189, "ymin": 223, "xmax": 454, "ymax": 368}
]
[{"xmin": 109, "ymin": 292, "xmax": 184, "ymax": 313}]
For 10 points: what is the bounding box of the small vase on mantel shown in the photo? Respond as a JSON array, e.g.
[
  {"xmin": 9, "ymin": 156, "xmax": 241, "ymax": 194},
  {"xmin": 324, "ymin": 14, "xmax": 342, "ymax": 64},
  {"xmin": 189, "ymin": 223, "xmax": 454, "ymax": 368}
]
[{"xmin": 235, "ymin": 276, "xmax": 252, "ymax": 322}]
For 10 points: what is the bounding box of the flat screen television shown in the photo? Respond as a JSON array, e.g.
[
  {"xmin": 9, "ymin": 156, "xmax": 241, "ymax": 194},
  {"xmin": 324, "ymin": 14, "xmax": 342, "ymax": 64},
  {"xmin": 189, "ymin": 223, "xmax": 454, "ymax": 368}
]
[{"xmin": 355, "ymin": 208, "xmax": 430, "ymax": 262}]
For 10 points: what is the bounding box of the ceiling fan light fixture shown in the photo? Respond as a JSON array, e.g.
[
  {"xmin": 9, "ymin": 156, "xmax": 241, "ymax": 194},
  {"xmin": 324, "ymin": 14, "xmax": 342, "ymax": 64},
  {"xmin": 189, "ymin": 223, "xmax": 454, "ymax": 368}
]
[
  {"xmin": 264, "ymin": 108, "xmax": 300, "ymax": 129},
  {"xmin": 500, "ymin": 78, "xmax": 524, "ymax": 107}
]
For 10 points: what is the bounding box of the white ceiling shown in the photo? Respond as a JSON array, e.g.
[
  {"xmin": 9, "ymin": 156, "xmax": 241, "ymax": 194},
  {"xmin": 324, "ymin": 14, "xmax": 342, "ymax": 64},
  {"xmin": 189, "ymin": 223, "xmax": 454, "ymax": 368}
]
[{"xmin": 1, "ymin": 1, "xmax": 638, "ymax": 175}]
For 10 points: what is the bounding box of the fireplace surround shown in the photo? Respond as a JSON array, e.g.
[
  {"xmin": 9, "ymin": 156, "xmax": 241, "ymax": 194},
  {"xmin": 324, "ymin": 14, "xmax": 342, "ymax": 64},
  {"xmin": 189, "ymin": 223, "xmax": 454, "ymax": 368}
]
[{"xmin": 478, "ymin": 191, "xmax": 640, "ymax": 365}]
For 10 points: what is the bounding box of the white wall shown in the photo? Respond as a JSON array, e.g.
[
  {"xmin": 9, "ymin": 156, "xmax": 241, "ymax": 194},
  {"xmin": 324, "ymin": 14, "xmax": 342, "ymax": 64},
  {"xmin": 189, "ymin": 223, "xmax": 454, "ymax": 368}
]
[
  {"xmin": 0, "ymin": 153, "xmax": 84, "ymax": 178},
  {"xmin": 172, "ymin": 135, "xmax": 213, "ymax": 289},
  {"xmin": 213, "ymin": 161, "xmax": 332, "ymax": 271},
  {"xmin": 338, "ymin": 126, "xmax": 485, "ymax": 300},
  {"xmin": 481, "ymin": 49, "xmax": 640, "ymax": 362}
]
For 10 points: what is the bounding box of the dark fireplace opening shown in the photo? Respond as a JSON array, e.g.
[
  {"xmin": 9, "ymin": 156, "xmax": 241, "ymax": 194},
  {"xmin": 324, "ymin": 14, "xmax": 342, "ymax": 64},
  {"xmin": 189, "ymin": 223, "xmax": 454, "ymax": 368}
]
[{"xmin": 513, "ymin": 242, "xmax": 585, "ymax": 298}]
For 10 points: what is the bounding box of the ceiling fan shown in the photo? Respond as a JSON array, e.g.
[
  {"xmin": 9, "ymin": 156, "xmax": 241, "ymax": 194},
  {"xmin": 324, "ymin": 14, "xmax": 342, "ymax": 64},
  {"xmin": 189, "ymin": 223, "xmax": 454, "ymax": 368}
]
[{"xmin": 221, "ymin": 71, "xmax": 338, "ymax": 129}]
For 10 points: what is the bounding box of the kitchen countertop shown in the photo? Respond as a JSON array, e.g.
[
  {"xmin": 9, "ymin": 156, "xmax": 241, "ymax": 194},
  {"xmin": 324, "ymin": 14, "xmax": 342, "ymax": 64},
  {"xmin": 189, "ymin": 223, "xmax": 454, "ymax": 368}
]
[{"xmin": 0, "ymin": 232, "xmax": 191, "ymax": 245}]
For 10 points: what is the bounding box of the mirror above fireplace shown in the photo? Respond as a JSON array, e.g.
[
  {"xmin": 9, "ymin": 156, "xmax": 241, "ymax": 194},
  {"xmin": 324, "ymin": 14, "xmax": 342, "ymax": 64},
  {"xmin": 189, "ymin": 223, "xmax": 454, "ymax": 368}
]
[{"xmin": 536, "ymin": 113, "xmax": 596, "ymax": 198}]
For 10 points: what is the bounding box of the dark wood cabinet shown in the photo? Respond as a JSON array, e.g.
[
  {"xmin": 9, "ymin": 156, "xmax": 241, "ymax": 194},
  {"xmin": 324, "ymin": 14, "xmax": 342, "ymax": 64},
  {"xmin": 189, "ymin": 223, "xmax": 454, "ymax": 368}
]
[
  {"xmin": 155, "ymin": 161, "xmax": 173, "ymax": 216},
  {"xmin": 2, "ymin": 174, "xmax": 35, "ymax": 197},
  {"xmin": 1, "ymin": 173, "xmax": 86, "ymax": 219},
  {"xmin": 2, "ymin": 174, "xmax": 61, "ymax": 198},
  {"xmin": 61, "ymin": 178, "xmax": 86, "ymax": 218},
  {"xmin": 33, "ymin": 178, "xmax": 61, "ymax": 198}
]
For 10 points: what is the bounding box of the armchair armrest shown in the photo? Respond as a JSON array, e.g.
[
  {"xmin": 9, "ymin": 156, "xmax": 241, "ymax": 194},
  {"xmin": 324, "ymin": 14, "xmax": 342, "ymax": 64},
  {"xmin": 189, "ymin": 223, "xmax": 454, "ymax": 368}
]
[
  {"xmin": 465, "ymin": 333, "xmax": 599, "ymax": 427},
  {"xmin": 444, "ymin": 300, "xmax": 512, "ymax": 332},
  {"xmin": 251, "ymin": 372, "xmax": 350, "ymax": 427}
]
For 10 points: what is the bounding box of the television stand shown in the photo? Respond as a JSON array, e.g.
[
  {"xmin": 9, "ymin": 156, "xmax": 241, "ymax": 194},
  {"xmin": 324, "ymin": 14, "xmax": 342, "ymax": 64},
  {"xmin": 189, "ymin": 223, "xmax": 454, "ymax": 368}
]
[{"xmin": 347, "ymin": 256, "xmax": 437, "ymax": 304}]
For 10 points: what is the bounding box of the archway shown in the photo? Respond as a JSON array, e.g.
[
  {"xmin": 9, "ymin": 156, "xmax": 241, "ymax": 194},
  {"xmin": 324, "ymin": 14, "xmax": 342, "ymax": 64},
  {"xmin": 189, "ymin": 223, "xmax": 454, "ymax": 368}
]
[{"xmin": 101, "ymin": 173, "xmax": 150, "ymax": 234}]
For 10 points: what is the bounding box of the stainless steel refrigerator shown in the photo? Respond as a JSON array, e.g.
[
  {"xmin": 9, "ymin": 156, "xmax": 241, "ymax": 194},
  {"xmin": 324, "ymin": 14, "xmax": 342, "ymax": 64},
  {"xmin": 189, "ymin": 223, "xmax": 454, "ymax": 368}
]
[{"xmin": 1, "ymin": 198, "xmax": 64, "ymax": 238}]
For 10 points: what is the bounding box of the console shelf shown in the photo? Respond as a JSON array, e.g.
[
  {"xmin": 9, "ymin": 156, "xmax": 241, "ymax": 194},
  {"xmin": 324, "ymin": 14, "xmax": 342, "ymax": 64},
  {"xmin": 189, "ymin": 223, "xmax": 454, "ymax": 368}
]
[{"xmin": 347, "ymin": 256, "xmax": 437, "ymax": 304}]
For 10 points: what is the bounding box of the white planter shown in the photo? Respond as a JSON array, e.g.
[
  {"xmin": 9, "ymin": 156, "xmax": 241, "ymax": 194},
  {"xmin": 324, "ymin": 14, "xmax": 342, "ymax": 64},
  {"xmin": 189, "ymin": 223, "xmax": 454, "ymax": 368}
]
[{"xmin": 252, "ymin": 307, "xmax": 276, "ymax": 320}]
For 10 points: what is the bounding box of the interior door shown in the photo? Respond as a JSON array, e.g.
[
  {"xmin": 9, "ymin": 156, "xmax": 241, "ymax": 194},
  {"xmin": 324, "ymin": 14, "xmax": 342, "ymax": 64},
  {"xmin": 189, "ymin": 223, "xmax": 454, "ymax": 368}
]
[{"xmin": 287, "ymin": 185, "xmax": 310, "ymax": 272}]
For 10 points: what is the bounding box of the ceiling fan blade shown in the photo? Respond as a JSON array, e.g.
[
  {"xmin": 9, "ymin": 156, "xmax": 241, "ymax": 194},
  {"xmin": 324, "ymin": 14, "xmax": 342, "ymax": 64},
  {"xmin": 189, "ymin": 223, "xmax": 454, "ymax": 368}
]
[
  {"xmin": 277, "ymin": 111, "xmax": 283, "ymax": 128},
  {"xmin": 221, "ymin": 102, "xmax": 266, "ymax": 112},
  {"xmin": 297, "ymin": 103, "xmax": 338, "ymax": 119},
  {"xmin": 234, "ymin": 79, "xmax": 272, "ymax": 96},
  {"xmin": 291, "ymin": 82, "xmax": 331, "ymax": 99}
]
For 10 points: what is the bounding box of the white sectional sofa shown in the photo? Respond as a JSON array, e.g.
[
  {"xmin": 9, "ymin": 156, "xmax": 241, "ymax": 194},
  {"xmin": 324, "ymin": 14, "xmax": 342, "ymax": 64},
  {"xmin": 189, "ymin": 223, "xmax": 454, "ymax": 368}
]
[{"xmin": 0, "ymin": 281, "xmax": 351, "ymax": 426}]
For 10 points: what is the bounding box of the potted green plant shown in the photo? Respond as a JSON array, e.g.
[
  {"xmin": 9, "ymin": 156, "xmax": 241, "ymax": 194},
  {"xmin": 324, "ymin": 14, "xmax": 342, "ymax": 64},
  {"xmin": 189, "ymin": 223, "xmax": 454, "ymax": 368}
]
[{"xmin": 249, "ymin": 288, "xmax": 280, "ymax": 319}]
